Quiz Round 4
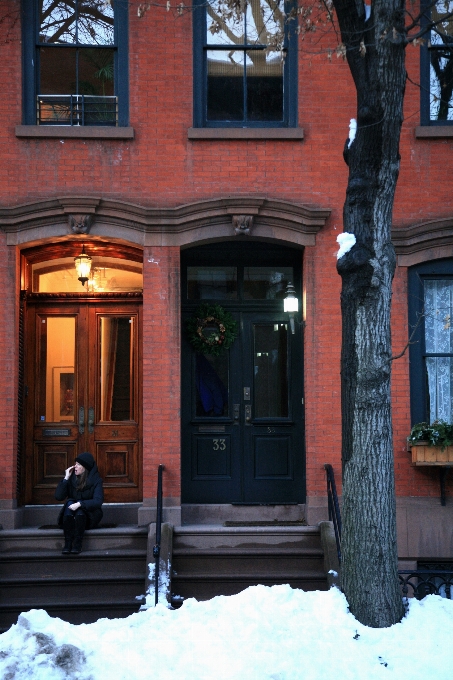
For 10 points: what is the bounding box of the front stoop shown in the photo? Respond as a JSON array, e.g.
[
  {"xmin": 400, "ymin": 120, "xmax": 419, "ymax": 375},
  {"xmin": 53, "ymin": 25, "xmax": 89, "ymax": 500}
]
[
  {"xmin": 170, "ymin": 525, "xmax": 329, "ymax": 602},
  {"xmin": 0, "ymin": 526, "xmax": 148, "ymax": 632}
]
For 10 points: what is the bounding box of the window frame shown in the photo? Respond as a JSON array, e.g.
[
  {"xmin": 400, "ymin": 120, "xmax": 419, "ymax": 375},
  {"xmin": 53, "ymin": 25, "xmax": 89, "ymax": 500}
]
[
  {"xmin": 192, "ymin": 0, "xmax": 298, "ymax": 128},
  {"xmin": 22, "ymin": 0, "xmax": 129, "ymax": 127},
  {"xmin": 408, "ymin": 259, "xmax": 453, "ymax": 425},
  {"xmin": 420, "ymin": 1, "xmax": 453, "ymax": 126}
]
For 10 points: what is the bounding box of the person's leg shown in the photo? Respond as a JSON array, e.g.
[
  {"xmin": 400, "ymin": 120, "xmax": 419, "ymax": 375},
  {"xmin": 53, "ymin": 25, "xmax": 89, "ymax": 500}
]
[
  {"xmin": 61, "ymin": 500, "xmax": 76, "ymax": 555},
  {"xmin": 72, "ymin": 510, "xmax": 87, "ymax": 554}
]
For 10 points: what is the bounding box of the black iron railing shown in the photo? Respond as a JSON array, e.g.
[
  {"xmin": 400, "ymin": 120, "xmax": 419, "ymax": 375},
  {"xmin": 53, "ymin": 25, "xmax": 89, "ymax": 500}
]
[
  {"xmin": 324, "ymin": 463, "xmax": 342, "ymax": 563},
  {"xmin": 37, "ymin": 95, "xmax": 118, "ymax": 126},
  {"xmin": 324, "ymin": 464, "xmax": 453, "ymax": 603},
  {"xmin": 399, "ymin": 570, "xmax": 453, "ymax": 601},
  {"xmin": 153, "ymin": 464, "xmax": 165, "ymax": 605}
]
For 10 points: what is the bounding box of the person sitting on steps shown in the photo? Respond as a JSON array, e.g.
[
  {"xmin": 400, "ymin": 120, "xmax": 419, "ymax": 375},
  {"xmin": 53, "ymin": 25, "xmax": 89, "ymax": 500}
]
[{"xmin": 55, "ymin": 452, "xmax": 104, "ymax": 555}]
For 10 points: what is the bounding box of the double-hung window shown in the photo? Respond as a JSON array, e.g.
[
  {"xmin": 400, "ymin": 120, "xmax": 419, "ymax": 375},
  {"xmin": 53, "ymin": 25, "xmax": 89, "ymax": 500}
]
[
  {"xmin": 22, "ymin": 0, "xmax": 129, "ymax": 127},
  {"xmin": 409, "ymin": 261, "xmax": 453, "ymax": 424},
  {"xmin": 193, "ymin": 0, "xmax": 297, "ymax": 127},
  {"xmin": 421, "ymin": 1, "xmax": 453, "ymax": 125}
]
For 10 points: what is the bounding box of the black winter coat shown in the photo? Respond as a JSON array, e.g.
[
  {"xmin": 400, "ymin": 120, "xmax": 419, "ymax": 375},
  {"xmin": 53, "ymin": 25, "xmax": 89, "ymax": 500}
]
[{"xmin": 55, "ymin": 464, "xmax": 104, "ymax": 529}]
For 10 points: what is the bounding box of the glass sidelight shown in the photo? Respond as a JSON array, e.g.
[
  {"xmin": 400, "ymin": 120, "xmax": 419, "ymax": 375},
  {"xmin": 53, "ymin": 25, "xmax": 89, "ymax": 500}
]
[
  {"xmin": 37, "ymin": 315, "xmax": 76, "ymax": 423},
  {"xmin": 253, "ymin": 323, "xmax": 289, "ymax": 418},
  {"xmin": 100, "ymin": 316, "xmax": 135, "ymax": 422}
]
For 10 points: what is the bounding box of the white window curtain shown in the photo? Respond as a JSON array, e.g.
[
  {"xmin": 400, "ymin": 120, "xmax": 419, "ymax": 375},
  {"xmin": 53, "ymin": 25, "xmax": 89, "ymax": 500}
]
[{"xmin": 424, "ymin": 280, "xmax": 453, "ymax": 423}]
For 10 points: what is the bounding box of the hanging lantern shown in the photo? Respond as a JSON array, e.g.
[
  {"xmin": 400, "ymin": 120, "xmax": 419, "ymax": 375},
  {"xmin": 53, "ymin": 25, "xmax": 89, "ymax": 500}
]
[{"xmin": 74, "ymin": 245, "xmax": 92, "ymax": 287}]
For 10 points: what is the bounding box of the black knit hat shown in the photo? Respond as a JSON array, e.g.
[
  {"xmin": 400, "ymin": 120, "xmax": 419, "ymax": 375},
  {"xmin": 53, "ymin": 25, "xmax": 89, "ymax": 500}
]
[{"xmin": 75, "ymin": 452, "xmax": 95, "ymax": 472}]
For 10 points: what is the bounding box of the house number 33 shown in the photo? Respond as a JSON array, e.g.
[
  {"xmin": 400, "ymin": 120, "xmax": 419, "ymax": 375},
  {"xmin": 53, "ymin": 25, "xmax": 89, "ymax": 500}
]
[{"xmin": 213, "ymin": 438, "xmax": 226, "ymax": 451}]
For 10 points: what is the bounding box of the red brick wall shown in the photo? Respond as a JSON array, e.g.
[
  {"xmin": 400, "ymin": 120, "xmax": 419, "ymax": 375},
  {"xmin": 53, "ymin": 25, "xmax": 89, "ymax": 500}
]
[
  {"xmin": 0, "ymin": 235, "xmax": 19, "ymax": 503},
  {"xmin": 142, "ymin": 246, "xmax": 181, "ymax": 501}
]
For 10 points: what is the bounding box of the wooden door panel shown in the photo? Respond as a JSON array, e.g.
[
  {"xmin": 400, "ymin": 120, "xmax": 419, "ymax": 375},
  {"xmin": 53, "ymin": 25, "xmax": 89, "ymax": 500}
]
[
  {"xmin": 24, "ymin": 298, "xmax": 142, "ymax": 505},
  {"xmin": 192, "ymin": 433, "xmax": 233, "ymax": 478},
  {"xmin": 252, "ymin": 434, "xmax": 293, "ymax": 478}
]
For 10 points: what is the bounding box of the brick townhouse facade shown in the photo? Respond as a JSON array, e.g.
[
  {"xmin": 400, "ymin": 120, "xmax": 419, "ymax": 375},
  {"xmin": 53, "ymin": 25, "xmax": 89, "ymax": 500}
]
[{"xmin": 0, "ymin": 0, "xmax": 452, "ymax": 566}]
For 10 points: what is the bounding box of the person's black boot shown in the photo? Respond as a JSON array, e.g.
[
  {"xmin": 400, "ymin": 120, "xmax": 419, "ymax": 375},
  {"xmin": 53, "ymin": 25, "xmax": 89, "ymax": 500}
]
[
  {"xmin": 62, "ymin": 515, "xmax": 75, "ymax": 555},
  {"xmin": 71, "ymin": 514, "xmax": 87, "ymax": 554}
]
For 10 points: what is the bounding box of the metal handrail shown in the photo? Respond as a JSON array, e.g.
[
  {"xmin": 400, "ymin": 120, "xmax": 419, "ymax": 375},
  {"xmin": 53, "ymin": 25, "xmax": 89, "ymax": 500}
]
[
  {"xmin": 324, "ymin": 463, "xmax": 342, "ymax": 563},
  {"xmin": 153, "ymin": 464, "xmax": 165, "ymax": 605}
]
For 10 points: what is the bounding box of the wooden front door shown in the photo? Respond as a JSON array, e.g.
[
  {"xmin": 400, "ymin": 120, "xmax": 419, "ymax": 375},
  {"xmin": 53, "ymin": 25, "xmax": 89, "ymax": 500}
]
[
  {"xmin": 181, "ymin": 242, "xmax": 305, "ymax": 505},
  {"xmin": 23, "ymin": 296, "xmax": 142, "ymax": 504}
]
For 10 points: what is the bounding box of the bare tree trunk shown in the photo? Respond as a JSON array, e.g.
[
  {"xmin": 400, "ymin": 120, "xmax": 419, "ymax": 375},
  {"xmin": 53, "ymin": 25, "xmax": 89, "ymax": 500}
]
[{"xmin": 332, "ymin": 0, "xmax": 406, "ymax": 627}]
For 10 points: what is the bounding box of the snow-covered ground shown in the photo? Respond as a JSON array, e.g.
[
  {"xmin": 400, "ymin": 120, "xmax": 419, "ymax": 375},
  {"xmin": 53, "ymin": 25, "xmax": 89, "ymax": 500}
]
[{"xmin": 1, "ymin": 585, "xmax": 451, "ymax": 680}]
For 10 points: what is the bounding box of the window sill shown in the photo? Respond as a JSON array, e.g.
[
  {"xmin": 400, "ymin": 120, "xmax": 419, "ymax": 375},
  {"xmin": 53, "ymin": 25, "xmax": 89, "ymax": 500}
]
[
  {"xmin": 188, "ymin": 127, "xmax": 304, "ymax": 140},
  {"xmin": 15, "ymin": 125, "xmax": 135, "ymax": 140},
  {"xmin": 415, "ymin": 126, "xmax": 453, "ymax": 139}
]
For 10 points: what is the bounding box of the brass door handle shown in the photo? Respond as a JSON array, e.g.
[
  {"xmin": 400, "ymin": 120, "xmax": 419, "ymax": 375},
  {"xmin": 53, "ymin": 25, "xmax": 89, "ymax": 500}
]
[
  {"xmin": 78, "ymin": 406, "xmax": 85, "ymax": 435},
  {"xmin": 88, "ymin": 406, "xmax": 94, "ymax": 434},
  {"xmin": 245, "ymin": 405, "xmax": 252, "ymax": 422}
]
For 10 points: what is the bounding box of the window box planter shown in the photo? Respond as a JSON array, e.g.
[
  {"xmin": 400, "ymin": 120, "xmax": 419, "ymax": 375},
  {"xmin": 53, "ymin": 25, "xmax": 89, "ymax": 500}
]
[{"xmin": 410, "ymin": 442, "xmax": 453, "ymax": 466}]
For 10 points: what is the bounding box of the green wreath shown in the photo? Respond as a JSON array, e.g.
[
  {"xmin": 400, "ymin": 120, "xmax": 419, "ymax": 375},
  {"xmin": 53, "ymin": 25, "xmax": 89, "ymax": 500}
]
[{"xmin": 186, "ymin": 303, "xmax": 238, "ymax": 356}]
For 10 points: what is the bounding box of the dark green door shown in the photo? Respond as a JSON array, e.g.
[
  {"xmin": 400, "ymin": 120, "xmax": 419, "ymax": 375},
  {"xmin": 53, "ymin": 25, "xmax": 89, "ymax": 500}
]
[{"xmin": 181, "ymin": 243, "xmax": 305, "ymax": 504}]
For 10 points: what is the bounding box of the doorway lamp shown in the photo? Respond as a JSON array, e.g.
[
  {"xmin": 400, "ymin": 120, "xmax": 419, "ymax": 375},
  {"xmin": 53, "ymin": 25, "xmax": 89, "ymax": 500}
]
[
  {"xmin": 74, "ymin": 245, "xmax": 92, "ymax": 287},
  {"xmin": 284, "ymin": 282, "xmax": 299, "ymax": 335}
]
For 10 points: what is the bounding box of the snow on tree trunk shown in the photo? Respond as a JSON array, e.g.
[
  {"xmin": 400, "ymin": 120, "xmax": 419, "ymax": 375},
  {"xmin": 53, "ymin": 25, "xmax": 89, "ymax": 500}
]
[{"xmin": 333, "ymin": 0, "xmax": 406, "ymax": 627}]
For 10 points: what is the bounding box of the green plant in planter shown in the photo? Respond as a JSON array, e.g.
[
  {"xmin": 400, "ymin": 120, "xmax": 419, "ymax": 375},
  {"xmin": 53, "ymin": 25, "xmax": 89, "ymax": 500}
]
[{"xmin": 408, "ymin": 420, "xmax": 453, "ymax": 450}]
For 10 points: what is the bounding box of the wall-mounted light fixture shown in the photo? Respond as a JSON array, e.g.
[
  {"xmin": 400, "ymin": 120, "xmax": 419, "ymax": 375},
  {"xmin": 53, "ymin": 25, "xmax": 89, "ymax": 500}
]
[
  {"xmin": 74, "ymin": 245, "xmax": 92, "ymax": 287},
  {"xmin": 284, "ymin": 282, "xmax": 299, "ymax": 335}
]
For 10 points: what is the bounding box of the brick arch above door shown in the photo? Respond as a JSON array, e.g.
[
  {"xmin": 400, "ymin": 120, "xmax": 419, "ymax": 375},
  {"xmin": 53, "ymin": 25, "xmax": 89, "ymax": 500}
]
[{"xmin": 0, "ymin": 196, "xmax": 331, "ymax": 249}]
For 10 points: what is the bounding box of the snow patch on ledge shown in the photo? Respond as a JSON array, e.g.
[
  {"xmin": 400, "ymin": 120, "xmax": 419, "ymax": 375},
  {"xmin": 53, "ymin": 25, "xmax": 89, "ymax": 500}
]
[{"xmin": 336, "ymin": 232, "xmax": 356, "ymax": 259}]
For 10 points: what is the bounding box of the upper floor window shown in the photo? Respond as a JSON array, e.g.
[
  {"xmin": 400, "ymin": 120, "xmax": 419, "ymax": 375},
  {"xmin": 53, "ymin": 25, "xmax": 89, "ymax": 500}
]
[
  {"xmin": 409, "ymin": 260, "xmax": 453, "ymax": 424},
  {"xmin": 193, "ymin": 0, "xmax": 297, "ymax": 127},
  {"xmin": 22, "ymin": 0, "xmax": 129, "ymax": 126},
  {"xmin": 421, "ymin": 1, "xmax": 453, "ymax": 124}
]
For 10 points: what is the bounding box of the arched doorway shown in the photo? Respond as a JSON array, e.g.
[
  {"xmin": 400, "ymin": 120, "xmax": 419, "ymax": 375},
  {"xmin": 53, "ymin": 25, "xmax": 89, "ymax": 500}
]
[
  {"xmin": 181, "ymin": 241, "xmax": 305, "ymax": 504},
  {"xmin": 21, "ymin": 241, "xmax": 143, "ymax": 504}
]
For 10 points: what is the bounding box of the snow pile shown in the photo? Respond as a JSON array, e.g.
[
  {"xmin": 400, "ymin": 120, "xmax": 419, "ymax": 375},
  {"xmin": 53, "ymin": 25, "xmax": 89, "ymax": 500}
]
[
  {"xmin": 139, "ymin": 559, "xmax": 171, "ymax": 610},
  {"xmin": 337, "ymin": 232, "xmax": 356, "ymax": 259},
  {"xmin": 1, "ymin": 585, "xmax": 452, "ymax": 680}
]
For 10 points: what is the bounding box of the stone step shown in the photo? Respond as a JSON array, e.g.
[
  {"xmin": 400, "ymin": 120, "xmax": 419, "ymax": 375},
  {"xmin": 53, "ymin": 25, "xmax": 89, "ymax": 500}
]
[
  {"xmin": 171, "ymin": 574, "xmax": 328, "ymax": 601},
  {"xmin": 173, "ymin": 525, "xmax": 323, "ymax": 551},
  {"xmin": 0, "ymin": 525, "xmax": 149, "ymax": 632},
  {"xmin": 0, "ymin": 526, "xmax": 148, "ymax": 553},
  {"xmin": 1, "ymin": 576, "xmax": 145, "ymax": 606},
  {"xmin": 170, "ymin": 524, "xmax": 328, "ymax": 602},
  {"xmin": 0, "ymin": 550, "xmax": 147, "ymax": 579},
  {"xmin": 172, "ymin": 550, "xmax": 325, "ymax": 575}
]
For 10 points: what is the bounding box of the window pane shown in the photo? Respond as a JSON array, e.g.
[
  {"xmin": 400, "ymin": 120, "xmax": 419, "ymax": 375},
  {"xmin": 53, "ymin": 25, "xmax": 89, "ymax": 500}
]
[
  {"xmin": 243, "ymin": 267, "xmax": 293, "ymax": 299},
  {"xmin": 100, "ymin": 317, "xmax": 134, "ymax": 421},
  {"xmin": 32, "ymin": 257, "xmax": 143, "ymax": 292},
  {"xmin": 247, "ymin": 50, "xmax": 283, "ymax": 121},
  {"xmin": 206, "ymin": 0, "xmax": 245, "ymax": 43},
  {"xmin": 253, "ymin": 323, "xmax": 288, "ymax": 418},
  {"xmin": 424, "ymin": 279, "xmax": 453, "ymax": 422},
  {"xmin": 207, "ymin": 50, "xmax": 244, "ymax": 121},
  {"xmin": 429, "ymin": 5, "xmax": 453, "ymax": 121},
  {"xmin": 77, "ymin": 0, "xmax": 115, "ymax": 45},
  {"xmin": 39, "ymin": 0, "xmax": 76, "ymax": 44},
  {"xmin": 187, "ymin": 266, "xmax": 237, "ymax": 299},
  {"xmin": 78, "ymin": 49, "xmax": 115, "ymax": 96},
  {"xmin": 39, "ymin": 0, "xmax": 114, "ymax": 45},
  {"xmin": 38, "ymin": 316, "xmax": 76, "ymax": 423},
  {"xmin": 425, "ymin": 357, "xmax": 453, "ymax": 423},
  {"xmin": 424, "ymin": 280, "xmax": 453, "ymax": 354},
  {"xmin": 195, "ymin": 353, "xmax": 229, "ymax": 417},
  {"xmin": 40, "ymin": 47, "xmax": 76, "ymax": 94}
]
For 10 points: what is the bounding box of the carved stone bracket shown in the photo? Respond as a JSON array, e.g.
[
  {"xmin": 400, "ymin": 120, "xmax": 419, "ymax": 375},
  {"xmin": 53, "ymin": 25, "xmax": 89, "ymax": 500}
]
[
  {"xmin": 233, "ymin": 215, "xmax": 253, "ymax": 236},
  {"xmin": 68, "ymin": 214, "xmax": 93, "ymax": 234}
]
